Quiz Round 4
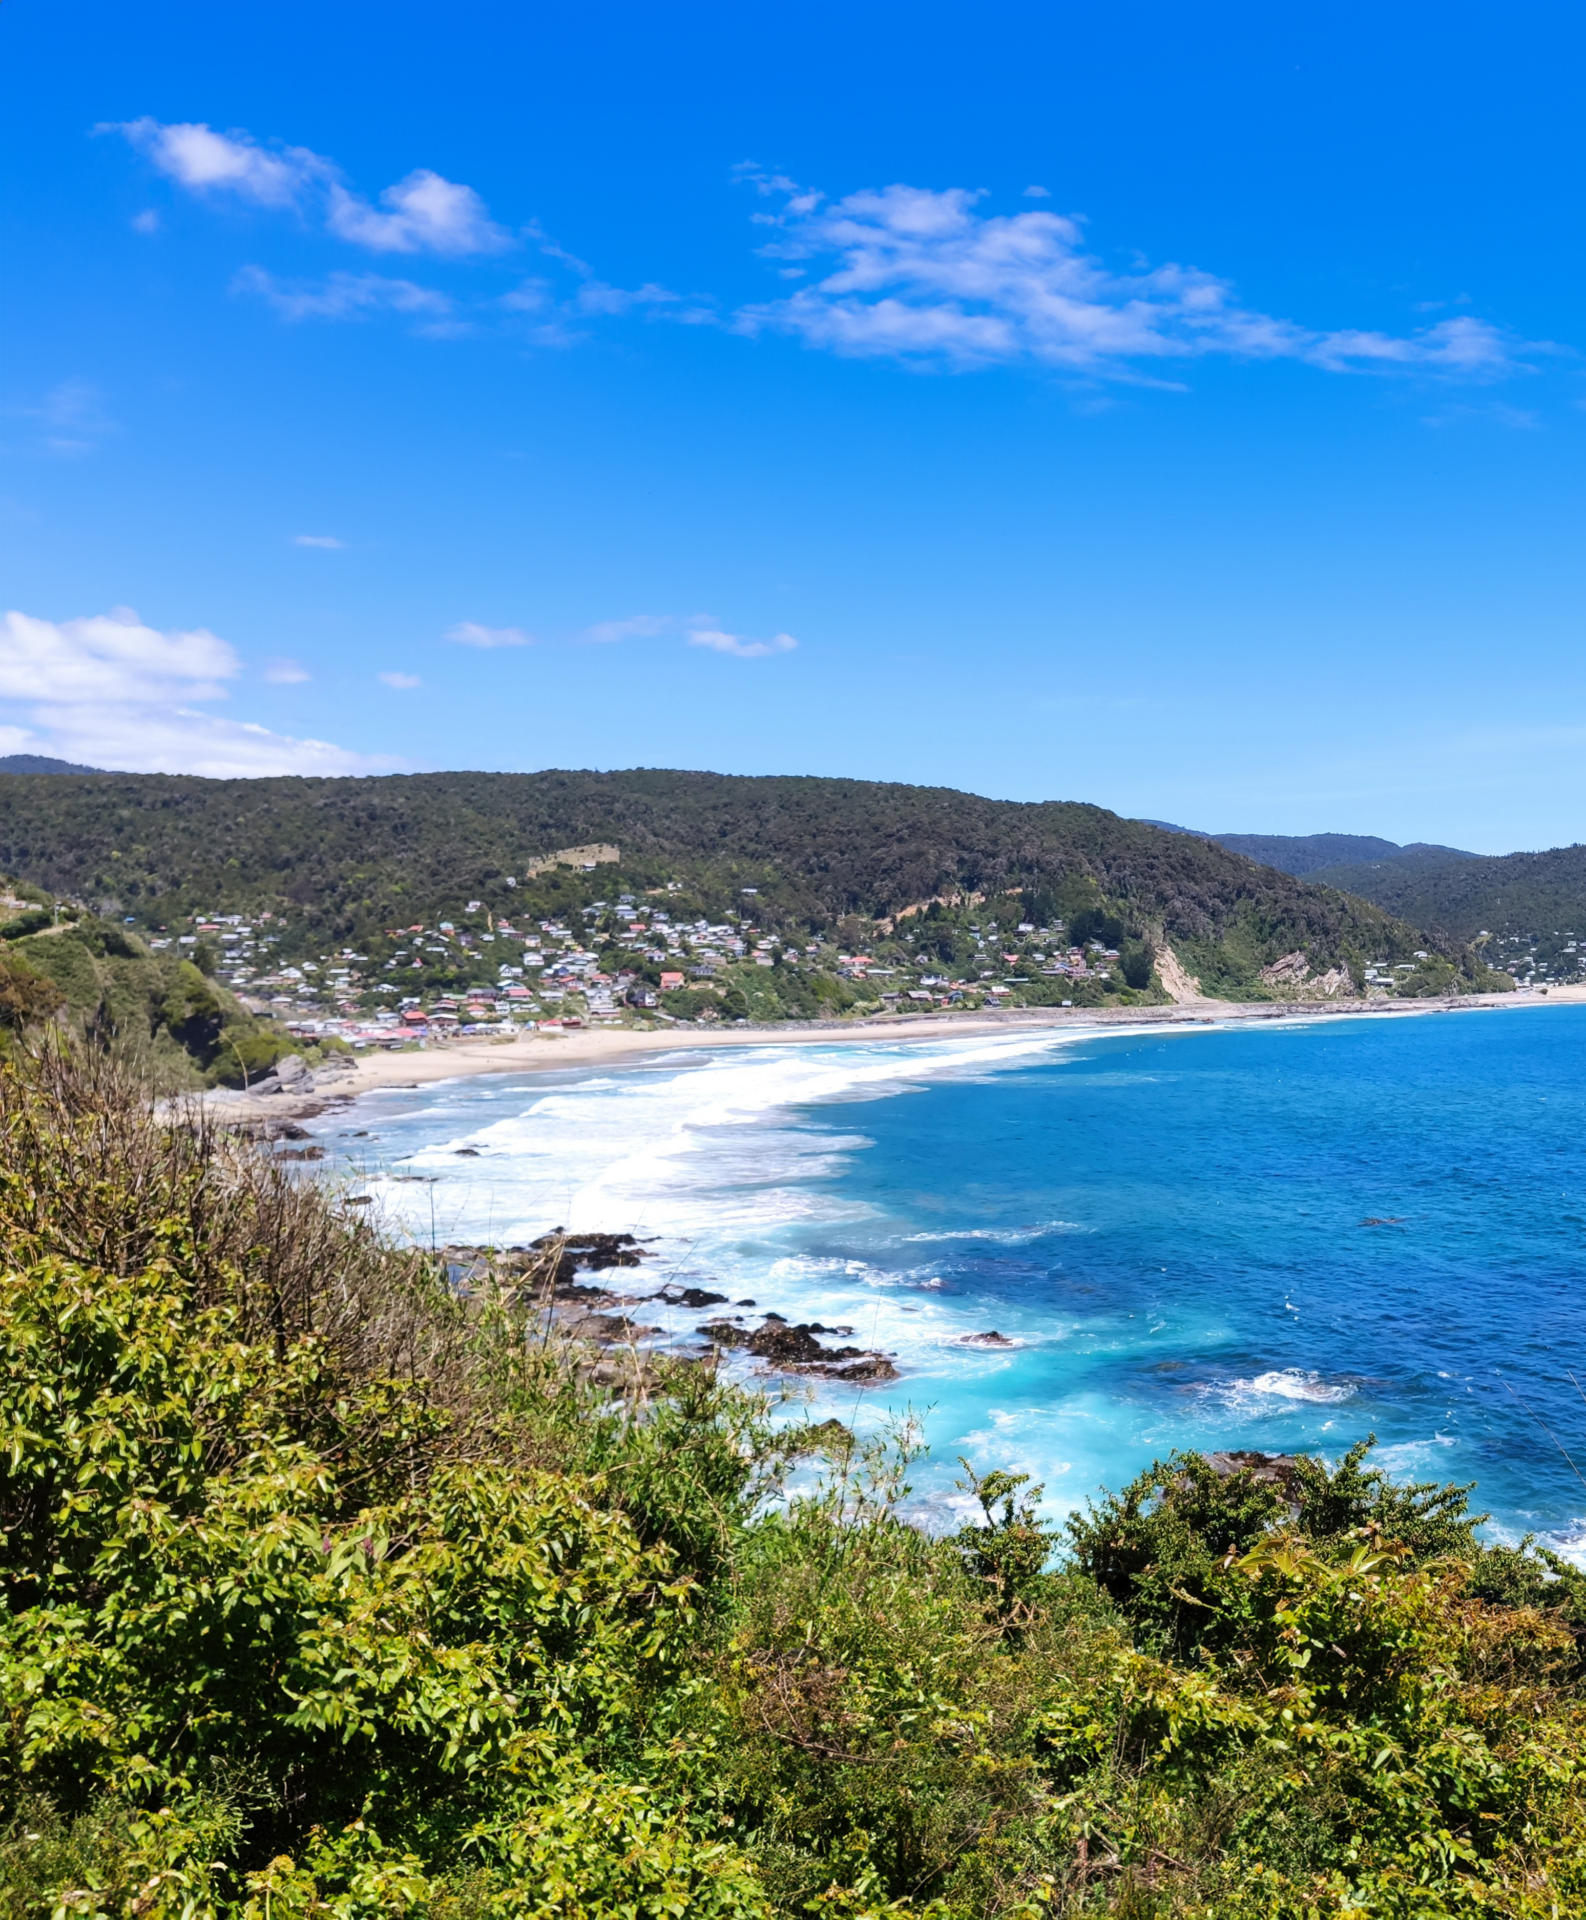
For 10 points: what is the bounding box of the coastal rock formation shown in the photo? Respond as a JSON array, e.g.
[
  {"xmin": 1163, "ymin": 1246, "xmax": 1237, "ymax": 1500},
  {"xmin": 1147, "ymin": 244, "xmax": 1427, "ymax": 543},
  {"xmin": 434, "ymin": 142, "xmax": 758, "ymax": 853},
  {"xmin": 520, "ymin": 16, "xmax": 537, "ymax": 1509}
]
[
  {"xmin": 652, "ymin": 1283, "xmax": 729, "ymax": 1308},
  {"xmin": 529, "ymin": 1229, "xmax": 653, "ymax": 1271},
  {"xmin": 1204, "ymin": 1449, "xmax": 1304, "ymax": 1493},
  {"xmin": 702, "ymin": 1316, "xmax": 899, "ymax": 1382},
  {"xmin": 1259, "ymin": 952, "xmax": 1356, "ymax": 998},
  {"xmin": 1260, "ymin": 951, "xmax": 1310, "ymax": 986}
]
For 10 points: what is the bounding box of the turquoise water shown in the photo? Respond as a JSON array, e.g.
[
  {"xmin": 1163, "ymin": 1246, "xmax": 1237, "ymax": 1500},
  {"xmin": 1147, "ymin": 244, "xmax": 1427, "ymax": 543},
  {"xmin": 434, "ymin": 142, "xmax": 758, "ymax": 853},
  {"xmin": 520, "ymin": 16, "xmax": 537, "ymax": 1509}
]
[{"xmin": 312, "ymin": 1006, "xmax": 1586, "ymax": 1553}]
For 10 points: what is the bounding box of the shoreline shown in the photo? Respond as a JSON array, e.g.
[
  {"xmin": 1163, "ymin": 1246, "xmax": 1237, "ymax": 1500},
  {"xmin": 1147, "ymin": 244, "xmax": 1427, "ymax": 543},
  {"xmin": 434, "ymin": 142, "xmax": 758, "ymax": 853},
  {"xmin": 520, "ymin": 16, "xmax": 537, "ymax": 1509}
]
[{"xmin": 207, "ymin": 981, "xmax": 1586, "ymax": 1117}]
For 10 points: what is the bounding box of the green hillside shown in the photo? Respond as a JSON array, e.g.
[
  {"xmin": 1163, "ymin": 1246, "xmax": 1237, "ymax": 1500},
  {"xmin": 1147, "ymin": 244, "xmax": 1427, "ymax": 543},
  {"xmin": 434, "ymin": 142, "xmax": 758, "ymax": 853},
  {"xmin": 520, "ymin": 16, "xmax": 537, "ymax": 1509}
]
[
  {"xmin": 0, "ymin": 879, "xmax": 302, "ymax": 1090},
  {"xmin": 0, "ymin": 768, "xmax": 1501, "ymax": 1001},
  {"xmin": 1312, "ymin": 840, "xmax": 1586, "ymax": 987},
  {"xmin": 1213, "ymin": 832, "xmax": 1479, "ymax": 879}
]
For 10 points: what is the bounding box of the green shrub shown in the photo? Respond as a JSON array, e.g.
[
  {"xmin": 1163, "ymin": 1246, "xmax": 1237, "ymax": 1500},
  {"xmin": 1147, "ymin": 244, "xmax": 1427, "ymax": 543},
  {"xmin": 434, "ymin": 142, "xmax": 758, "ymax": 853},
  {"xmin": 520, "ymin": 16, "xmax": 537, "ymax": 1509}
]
[
  {"xmin": 205, "ymin": 1025, "xmax": 291, "ymax": 1087},
  {"xmin": 0, "ymin": 906, "xmax": 53, "ymax": 941}
]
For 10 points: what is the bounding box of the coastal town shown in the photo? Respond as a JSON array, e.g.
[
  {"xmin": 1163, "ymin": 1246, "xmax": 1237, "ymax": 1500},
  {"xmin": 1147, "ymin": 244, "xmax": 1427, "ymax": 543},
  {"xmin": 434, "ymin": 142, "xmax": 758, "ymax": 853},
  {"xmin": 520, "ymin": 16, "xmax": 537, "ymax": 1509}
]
[
  {"xmin": 125, "ymin": 883, "xmax": 1580, "ymax": 1065},
  {"xmin": 147, "ymin": 886, "xmax": 1150, "ymax": 1050}
]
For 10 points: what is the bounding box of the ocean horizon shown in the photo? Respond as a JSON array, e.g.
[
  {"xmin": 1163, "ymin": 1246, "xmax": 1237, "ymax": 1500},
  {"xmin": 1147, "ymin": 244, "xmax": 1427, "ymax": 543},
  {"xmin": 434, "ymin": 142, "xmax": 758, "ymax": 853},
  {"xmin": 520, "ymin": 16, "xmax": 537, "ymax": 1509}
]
[{"xmin": 308, "ymin": 1003, "xmax": 1586, "ymax": 1560}]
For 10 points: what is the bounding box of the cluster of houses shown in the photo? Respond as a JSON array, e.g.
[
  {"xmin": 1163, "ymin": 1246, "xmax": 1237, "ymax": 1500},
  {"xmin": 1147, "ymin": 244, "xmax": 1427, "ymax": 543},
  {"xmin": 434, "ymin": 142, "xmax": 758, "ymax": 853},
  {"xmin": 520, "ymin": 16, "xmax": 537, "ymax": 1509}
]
[{"xmin": 156, "ymin": 893, "xmax": 1137, "ymax": 1052}]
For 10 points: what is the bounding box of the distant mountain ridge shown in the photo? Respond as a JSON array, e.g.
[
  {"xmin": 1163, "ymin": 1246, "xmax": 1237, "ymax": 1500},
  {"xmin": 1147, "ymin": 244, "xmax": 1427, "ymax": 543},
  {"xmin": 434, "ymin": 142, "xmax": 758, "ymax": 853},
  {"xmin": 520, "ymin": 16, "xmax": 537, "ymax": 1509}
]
[
  {"xmin": 1135, "ymin": 821, "xmax": 1479, "ymax": 879},
  {"xmin": 1307, "ymin": 842, "xmax": 1586, "ymax": 944},
  {"xmin": 1214, "ymin": 833, "xmax": 1480, "ymax": 879},
  {"xmin": 1134, "ymin": 817, "xmax": 1586, "ymax": 959},
  {"xmin": 0, "ymin": 754, "xmax": 104, "ymax": 776}
]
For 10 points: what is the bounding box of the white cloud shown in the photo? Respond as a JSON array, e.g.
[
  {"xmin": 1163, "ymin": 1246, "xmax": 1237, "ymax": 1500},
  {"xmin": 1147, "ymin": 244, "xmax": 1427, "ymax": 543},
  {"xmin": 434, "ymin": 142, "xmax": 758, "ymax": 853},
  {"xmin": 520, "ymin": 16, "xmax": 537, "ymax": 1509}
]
[
  {"xmin": 292, "ymin": 533, "xmax": 346, "ymax": 549},
  {"xmin": 263, "ymin": 656, "xmax": 311, "ymax": 684},
  {"xmin": 0, "ymin": 607, "xmax": 384, "ymax": 775},
  {"xmin": 33, "ymin": 707, "xmax": 388, "ymax": 778},
  {"xmin": 234, "ymin": 266, "xmax": 454, "ymax": 323},
  {"xmin": 446, "ymin": 621, "xmax": 533, "ymax": 649},
  {"xmin": 131, "ymin": 209, "xmax": 160, "ymax": 235},
  {"xmin": 326, "ymin": 170, "xmax": 511, "ymax": 256},
  {"xmin": 112, "ymin": 119, "xmax": 511, "ymax": 258},
  {"xmin": 379, "ymin": 671, "xmax": 422, "ymax": 689},
  {"xmin": 0, "ymin": 607, "xmax": 238, "ymax": 704},
  {"xmin": 112, "ymin": 118, "xmax": 327, "ymax": 207},
  {"xmin": 734, "ymin": 177, "xmax": 1534, "ymax": 381},
  {"xmin": 1023, "ymin": 185, "xmax": 1051, "ymax": 199},
  {"xmin": 687, "ymin": 627, "xmax": 798, "ymax": 659}
]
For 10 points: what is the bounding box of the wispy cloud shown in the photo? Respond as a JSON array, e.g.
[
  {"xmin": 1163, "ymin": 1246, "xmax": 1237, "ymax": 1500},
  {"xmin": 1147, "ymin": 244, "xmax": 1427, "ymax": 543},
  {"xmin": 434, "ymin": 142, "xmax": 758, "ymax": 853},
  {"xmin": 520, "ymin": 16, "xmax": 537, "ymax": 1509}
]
[
  {"xmin": 292, "ymin": 533, "xmax": 346, "ymax": 549},
  {"xmin": 110, "ymin": 119, "xmax": 509, "ymax": 258},
  {"xmin": 379, "ymin": 671, "xmax": 422, "ymax": 689},
  {"xmin": 111, "ymin": 123, "xmax": 1540, "ymax": 389},
  {"xmin": 262, "ymin": 656, "xmax": 311, "ymax": 683},
  {"xmin": 0, "ymin": 606, "xmax": 383, "ymax": 774},
  {"xmin": 733, "ymin": 172, "xmax": 1539, "ymax": 382},
  {"xmin": 583, "ymin": 612, "xmax": 798, "ymax": 658},
  {"xmin": 570, "ymin": 280, "xmax": 681, "ymax": 316},
  {"xmin": 687, "ymin": 626, "xmax": 798, "ymax": 659},
  {"xmin": 107, "ymin": 116, "xmax": 698, "ymax": 342},
  {"xmin": 326, "ymin": 170, "xmax": 511, "ymax": 256},
  {"xmin": 112, "ymin": 117, "xmax": 328, "ymax": 208},
  {"xmin": 582, "ymin": 614, "xmax": 676, "ymax": 644},
  {"xmin": 445, "ymin": 621, "xmax": 533, "ymax": 649},
  {"xmin": 234, "ymin": 266, "xmax": 455, "ymax": 324},
  {"xmin": 8, "ymin": 379, "xmax": 115, "ymax": 459},
  {"xmin": 1421, "ymin": 401, "xmax": 1543, "ymax": 430}
]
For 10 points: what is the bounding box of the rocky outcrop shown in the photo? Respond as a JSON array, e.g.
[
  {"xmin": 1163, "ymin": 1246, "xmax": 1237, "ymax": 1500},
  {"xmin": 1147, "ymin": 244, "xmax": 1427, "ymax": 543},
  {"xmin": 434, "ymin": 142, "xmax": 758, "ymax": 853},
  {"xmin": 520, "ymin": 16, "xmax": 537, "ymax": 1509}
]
[{"xmin": 702, "ymin": 1316, "xmax": 898, "ymax": 1382}]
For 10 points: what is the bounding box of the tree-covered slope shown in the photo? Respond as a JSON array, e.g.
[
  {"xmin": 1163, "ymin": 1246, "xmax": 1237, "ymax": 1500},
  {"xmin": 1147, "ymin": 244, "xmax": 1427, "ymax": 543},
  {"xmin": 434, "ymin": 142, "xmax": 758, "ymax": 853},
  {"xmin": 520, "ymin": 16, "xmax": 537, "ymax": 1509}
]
[
  {"xmin": 0, "ymin": 768, "xmax": 1496, "ymax": 997},
  {"xmin": 1313, "ymin": 840, "xmax": 1586, "ymax": 939},
  {"xmin": 0, "ymin": 753, "xmax": 104, "ymax": 775},
  {"xmin": 1212, "ymin": 831, "xmax": 1479, "ymax": 878}
]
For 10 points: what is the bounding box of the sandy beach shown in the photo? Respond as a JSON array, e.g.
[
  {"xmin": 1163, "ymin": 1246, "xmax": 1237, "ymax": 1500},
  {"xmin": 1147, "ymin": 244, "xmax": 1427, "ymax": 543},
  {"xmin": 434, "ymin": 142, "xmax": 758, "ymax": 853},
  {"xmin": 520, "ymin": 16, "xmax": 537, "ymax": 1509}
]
[{"xmin": 205, "ymin": 981, "xmax": 1586, "ymax": 1117}]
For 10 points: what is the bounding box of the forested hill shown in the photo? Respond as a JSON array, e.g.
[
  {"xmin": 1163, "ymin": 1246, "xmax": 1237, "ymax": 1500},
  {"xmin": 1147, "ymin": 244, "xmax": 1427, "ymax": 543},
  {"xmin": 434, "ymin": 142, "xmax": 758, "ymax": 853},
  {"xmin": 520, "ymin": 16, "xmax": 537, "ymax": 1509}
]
[
  {"xmin": 1141, "ymin": 823, "xmax": 1481, "ymax": 880},
  {"xmin": 1212, "ymin": 831, "xmax": 1478, "ymax": 878},
  {"xmin": 1313, "ymin": 839, "xmax": 1586, "ymax": 944},
  {"xmin": 0, "ymin": 766, "xmax": 1490, "ymax": 996}
]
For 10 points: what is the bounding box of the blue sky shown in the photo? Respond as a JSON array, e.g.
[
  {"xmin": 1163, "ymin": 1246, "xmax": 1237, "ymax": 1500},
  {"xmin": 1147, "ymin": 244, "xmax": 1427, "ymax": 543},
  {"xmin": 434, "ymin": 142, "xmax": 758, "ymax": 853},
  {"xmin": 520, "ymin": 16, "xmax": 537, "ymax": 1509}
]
[{"xmin": 3, "ymin": 1, "xmax": 1584, "ymax": 851}]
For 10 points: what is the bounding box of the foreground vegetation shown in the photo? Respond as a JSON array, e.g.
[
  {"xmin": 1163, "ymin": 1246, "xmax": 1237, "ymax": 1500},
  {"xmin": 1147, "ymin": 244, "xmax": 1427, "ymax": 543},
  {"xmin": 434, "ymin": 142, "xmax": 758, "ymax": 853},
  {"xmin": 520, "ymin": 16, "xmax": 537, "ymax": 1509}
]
[
  {"xmin": 2, "ymin": 1049, "xmax": 1584, "ymax": 1916},
  {"xmin": 0, "ymin": 768, "xmax": 1506, "ymax": 1000}
]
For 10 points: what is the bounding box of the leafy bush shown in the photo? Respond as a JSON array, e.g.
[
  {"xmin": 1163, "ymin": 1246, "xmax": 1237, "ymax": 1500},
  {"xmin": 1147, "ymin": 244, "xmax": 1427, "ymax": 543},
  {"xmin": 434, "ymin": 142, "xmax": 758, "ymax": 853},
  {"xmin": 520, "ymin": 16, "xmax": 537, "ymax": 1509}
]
[{"xmin": 0, "ymin": 906, "xmax": 53, "ymax": 940}]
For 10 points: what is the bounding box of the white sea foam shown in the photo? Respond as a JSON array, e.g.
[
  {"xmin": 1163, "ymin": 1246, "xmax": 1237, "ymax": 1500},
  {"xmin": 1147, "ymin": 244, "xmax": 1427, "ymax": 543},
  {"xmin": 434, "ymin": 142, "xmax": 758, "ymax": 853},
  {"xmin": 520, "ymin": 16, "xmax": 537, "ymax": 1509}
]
[
  {"xmin": 901, "ymin": 1222, "xmax": 1090, "ymax": 1243},
  {"xmin": 366, "ymin": 1030, "xmax": 1095, "ymax": 1248},
  {"xmin": 1246, "ymin": 1368, "xmax": 1358, "ymax": 1404},
  {"xmin": 1369, "ymin": 1434, "xmax": 1458, "ymax": 1474}
]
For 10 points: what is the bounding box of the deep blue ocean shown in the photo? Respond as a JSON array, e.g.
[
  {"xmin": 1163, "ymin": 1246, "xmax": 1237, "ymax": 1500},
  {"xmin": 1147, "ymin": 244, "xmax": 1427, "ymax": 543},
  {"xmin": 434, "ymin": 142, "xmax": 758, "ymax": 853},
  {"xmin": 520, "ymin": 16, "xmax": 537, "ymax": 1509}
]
[{"xmin": 309, "ymin": 1005, "xmax": 1586, "ymax": 1555}]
